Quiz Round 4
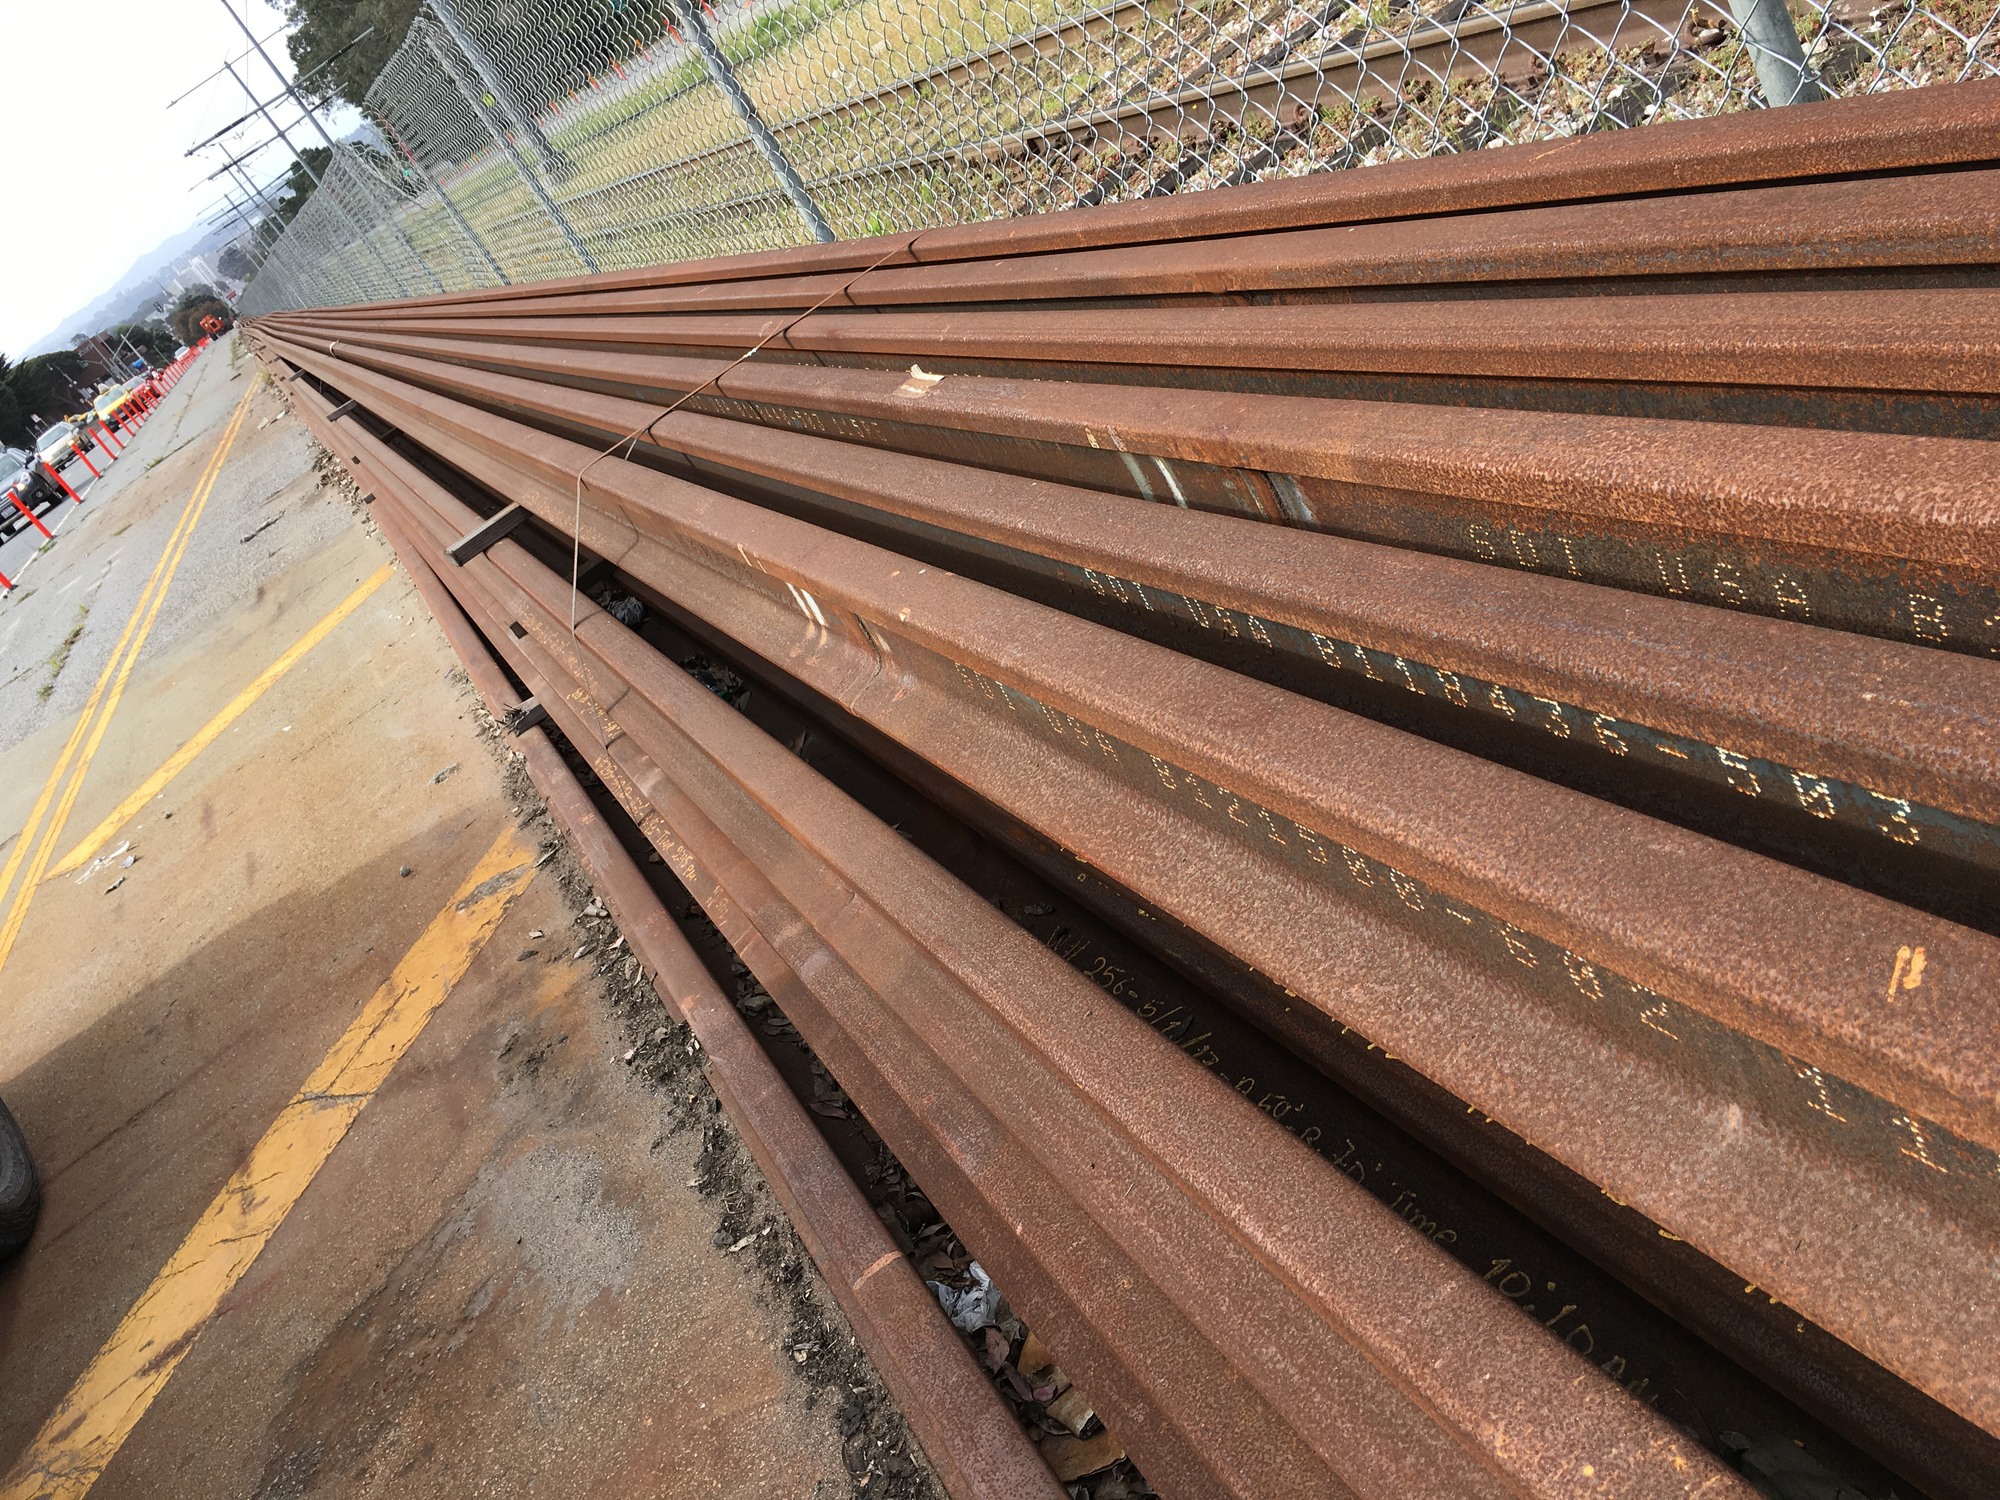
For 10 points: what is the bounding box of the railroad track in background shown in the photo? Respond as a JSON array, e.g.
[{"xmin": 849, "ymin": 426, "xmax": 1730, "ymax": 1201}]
[
  {"xmin": 480, "ymin": 0, "xmax": 1711, "ymax": 247},
  {"xmin": 249, "ymin": 77, "xmax": 2000, "ymax": 1500}
]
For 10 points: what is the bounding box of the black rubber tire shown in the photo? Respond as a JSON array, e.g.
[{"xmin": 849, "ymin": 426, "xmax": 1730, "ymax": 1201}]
[{"xmin": 0, "ymin": 1096, "xmax": 40, "ymax": 1259}]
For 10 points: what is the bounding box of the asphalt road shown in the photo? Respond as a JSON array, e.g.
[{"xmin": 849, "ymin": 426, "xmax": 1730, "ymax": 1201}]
[
  {"xmin": 0, "ymin": 337, "xmax": 922, "ymax": 1499},
  {"xmin": 0, "ymin": 437, "xmax": 107, "ymax": 585},
  {"xmin": 0, "ymin": 346, "xmax": 349, "ymax": 763},
  {"xmin": 0, "ymin": 389, "xmax": 195, "ymax": 583}
]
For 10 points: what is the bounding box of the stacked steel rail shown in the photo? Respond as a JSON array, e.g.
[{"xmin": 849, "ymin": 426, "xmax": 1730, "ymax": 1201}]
[{"xmin": 247, "ymin": 79, "xmax": 2000, "ymax": 1500}]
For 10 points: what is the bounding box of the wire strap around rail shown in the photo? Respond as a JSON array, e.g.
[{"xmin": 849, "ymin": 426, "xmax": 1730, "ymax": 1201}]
[{"xmin": 565, "ymin": 236, "xmax": 922, "ymax": 635}]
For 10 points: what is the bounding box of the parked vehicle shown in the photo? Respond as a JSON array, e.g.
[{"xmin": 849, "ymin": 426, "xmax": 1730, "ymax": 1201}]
[
  {"xmin": 34, "ymin": 420, "xmax": 87, "ymax": 472},
  {"xmin": 0, "ymin": 1096, "xmax": 37, "ymax": 1259},
  {"xmin": 92, "ymin": 386, "xmax": 136, "ymax": 426},
  {"xmin": 0, "ymin": 447, "xmax": 60, "ymax": 536}
]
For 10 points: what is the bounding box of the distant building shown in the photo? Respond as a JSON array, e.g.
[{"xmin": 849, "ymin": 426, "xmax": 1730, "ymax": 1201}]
[{"xmin": 164, "ymin": 254, "xmax": 226, "ymax": 301}]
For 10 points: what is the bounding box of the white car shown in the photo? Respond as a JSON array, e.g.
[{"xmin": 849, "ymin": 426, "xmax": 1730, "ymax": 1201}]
[{"xmin": 34, "ymin": 421, "xmax": 86, "ymax": 471}]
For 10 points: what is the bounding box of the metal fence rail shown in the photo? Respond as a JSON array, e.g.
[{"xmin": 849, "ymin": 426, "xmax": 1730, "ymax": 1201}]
[{"xmin": 240, "ymin": 0, "xmax": 2000, "ymax": 313}]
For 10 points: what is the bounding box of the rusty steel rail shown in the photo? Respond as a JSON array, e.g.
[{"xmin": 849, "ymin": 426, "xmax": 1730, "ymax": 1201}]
[
  {"xmin": 305, "ymin": 385, "xmax": 1064, "ymax": 1500},
  {"xmin": 296, "ymin": 78, "xmax": 2000, "ymax": 317},
  {"xmin": 241, "ymin": 332, "xmax": 2000, "ymax": 924},
  {"xmin": 256, "ymin": 324, "xmax": 2000, "ymax": 1456},
  {"xmin": 266, "ymin": 293, "xmax": 2000, "ymax": 418},
  {"xmin": 256, "ymin": 323, "xmax": 2000, "ymax": 658},
  {"xmin": 278, "ymin": 167, "xmax": 2000, "ymax": 321},
  {"xmin": 282, "ymin": 366, "xmax": 1755, "ymax": 1498},
  {"xmin": 296, "ymin": 348, "xmax": 2000, "ymax": 1500},
  {"xmin": 249, "ymin": 84, "xmax": 2000, "ymax": 1500}
]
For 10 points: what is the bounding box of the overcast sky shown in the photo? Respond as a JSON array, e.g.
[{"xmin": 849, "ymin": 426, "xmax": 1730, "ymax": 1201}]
[{"xmin": 0, "ymin": 0, "xmax": 357, "ymax": 358}]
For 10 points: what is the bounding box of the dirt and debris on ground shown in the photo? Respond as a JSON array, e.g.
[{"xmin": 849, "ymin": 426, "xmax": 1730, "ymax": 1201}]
[
  {"xmin": 488, "ymin": 738, "xmax": 948, "ymax": 1500},
  {"xmin": 0, "ymin": 340, "xmax": 964, "ymax": 1499}
]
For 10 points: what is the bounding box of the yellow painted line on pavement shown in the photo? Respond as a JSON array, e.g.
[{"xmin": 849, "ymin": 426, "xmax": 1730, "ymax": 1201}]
[
  {"xmin": 47, "ymin": 563, "xmax": 398, "ymax": 881},
  {"xmin": 0, "ymin": 825, "xmax": 537, "ymax": 1500},
  {"xmin": 0, "ymin": 383, "xmax": 256, "ymax": 979},
  {"xmin": 0, "ymin": 396, "xmax": 234, "ymax": 914}
]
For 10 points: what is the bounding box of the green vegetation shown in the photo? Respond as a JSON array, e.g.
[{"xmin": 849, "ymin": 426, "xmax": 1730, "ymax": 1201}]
[
  {"xmin": 169, "ymin": 287, "xmax": 236, "ymax": 348},
  {"xmin": 286, "ymin": 0, "xmax": 423, "ymax": 108},
  {"xmin": 264, "ymin": 0, "xmax": 2000, "ymax": 301},
  {"xmin": 39, "ymin": 605, "xmax": 89, "ymax": 702},
  {"xmin": 0, "ymin": 351, "xmax": 94, "ymax": 447},
  {"xmin": 110, "ymin": 323, "xmax": 178, "ymax": 366},
  {"xmin": 271, "ymin": 147, "xmax": 335, "ymax": 227}
]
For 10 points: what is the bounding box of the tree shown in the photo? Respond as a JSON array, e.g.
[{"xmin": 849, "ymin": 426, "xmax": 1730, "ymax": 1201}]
[
  {"xmin": 218, "ymin": 242, "xmax": 258, "ymax": 281},
  {"xmin": 271, "ymin": 146, "xmax": 334, "ymax": 226},
  {"xmin": 286, "ymin": 0, "xmax": 659, "ymax": 115},
  {"xmin": 0, "ymin": 358, "xmax": 26, "ymax": 448},
  {"xmin": 70, "ymin": 335, "xmax": 124, "ymax": 387},
  {"xmin": 170, "ymin": 289, "xmax": 235, "ymax": 348},
  {"xmin": 285, "ymin": 0, "xmax": 421, "ymax": 108},
  {"xmin": 109, "ymin": 324, "xmax": 178, "ymax": 364},
  {"xmin": 10, "ymin": 352, "xmax": 93, "ymax": 429}
]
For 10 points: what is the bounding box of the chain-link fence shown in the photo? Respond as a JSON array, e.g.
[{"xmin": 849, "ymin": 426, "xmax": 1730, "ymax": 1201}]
[{"xmin": 239, "ymin": 0, "xmax": 2000, "ymax": 313}]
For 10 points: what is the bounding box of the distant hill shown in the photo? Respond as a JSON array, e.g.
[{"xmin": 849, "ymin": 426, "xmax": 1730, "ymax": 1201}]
[
  {"xmin": 27, "ymin": 121, "xmax": 381, "ymax": 355},
  {"xmin": 25, "ymin": 218, "xmax": 240, "ymax": 356}
]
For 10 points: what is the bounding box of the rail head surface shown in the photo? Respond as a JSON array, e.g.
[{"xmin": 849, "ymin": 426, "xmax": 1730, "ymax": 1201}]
[
  {"xmin": 262, "ymin": 329, "xmax": 2000, "ymax": 836},
  {"xmin": 295, "ymin": 357, "xmax": 1755, "ymax": 1498},
  {"xmin": 256, "ymin": 330, "xmax": 2000, "ymax": 1453},
  {"xmin": 244, "ymin": 92, "xmax": 2000, "ymax": 1495}
]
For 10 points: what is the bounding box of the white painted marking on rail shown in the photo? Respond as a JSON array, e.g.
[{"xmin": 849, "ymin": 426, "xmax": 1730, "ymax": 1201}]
[{"xmin": 1117, "ymin": 451, "xmax": 1154, "ymax": 502}]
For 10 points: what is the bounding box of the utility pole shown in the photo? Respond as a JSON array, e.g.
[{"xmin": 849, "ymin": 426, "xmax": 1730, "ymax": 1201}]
[
  {"xmin": 216, "ymin": 56, "xmax": 412, "ymax": 299},
  {"xmin": 216, "ymin": 57, "xmax": 410, "ymax": 302},
  {"xmin": 207, "ymin": 145, "xmax": 371, "ymax": 305},
  {"xmin": 214, "ymin": 189, "xmax": 259, "ymax": 254},
  {"xmin": 216, "ymin": 1, "xmax": 446, "ymax": 296},
  {"xmin": 219, "ymin": 58, "xmax": 318, "ymax": 191},
  {"xmin": 215, "ymin": 188, "xmax": 279, "ymax": 274}
]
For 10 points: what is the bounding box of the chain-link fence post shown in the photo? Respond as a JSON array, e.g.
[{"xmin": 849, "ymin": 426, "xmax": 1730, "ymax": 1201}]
[
  {"xmin": 381, "ymin": 120, "xmax": 512, "ymax": 286},
  {"xmin": 426, "ymin": 0, "xmax": 573, "ymax": 175},
  {"xmin": 674, "ymin": 1, "xmax": 833, "ymax": 244},
  {"xmin": 1726, "ymin": 0, "xmax": 1826, "ymax": 104},
  {"xmin": 419, "ymin": 16, "xmax": 599, "ymax": 273}
]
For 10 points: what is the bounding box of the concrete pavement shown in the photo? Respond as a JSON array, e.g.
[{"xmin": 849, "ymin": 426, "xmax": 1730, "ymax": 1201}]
[{"xmin": 0, "ymin": 335, "xmax": 936, "ymax": 1499}]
